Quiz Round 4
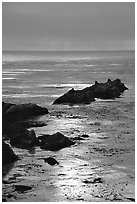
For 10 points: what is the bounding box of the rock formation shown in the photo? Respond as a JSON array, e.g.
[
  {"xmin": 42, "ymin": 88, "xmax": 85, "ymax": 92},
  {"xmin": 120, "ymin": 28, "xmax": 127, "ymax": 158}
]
[{"xmin": 53, "ymin": 79, "xmax": 128, "ymax": 105}]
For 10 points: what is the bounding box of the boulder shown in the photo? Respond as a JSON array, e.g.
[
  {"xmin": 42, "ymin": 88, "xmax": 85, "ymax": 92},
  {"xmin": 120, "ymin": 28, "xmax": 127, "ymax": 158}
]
[
  {"xmin": 2, "ymin": 142, "xmax": 18, "ymax": 164},
  {"xmin": 10, "ymin": 129, "xmax": 39, "ymax": 149},
  {"xmin": 39, "ymin": 132, "xmax": 75, "ymax": 151},
  {"xmin": 44, "ymin": 157, "xmax": 59, "ymax": 166},
  {"xmin": 53, "ymin": 79, "xmax": 128, "ymax": 105},
  {"xmin": 2, "ymin": 102, "xmax": 48, "ymax": 148},
  {"xmin": 53, "ymin": 88, "xmax": 95, "ymax": 105},
  {"xmin": 3, "ymin": 102, "xmax": 48, "ymax": 121}
]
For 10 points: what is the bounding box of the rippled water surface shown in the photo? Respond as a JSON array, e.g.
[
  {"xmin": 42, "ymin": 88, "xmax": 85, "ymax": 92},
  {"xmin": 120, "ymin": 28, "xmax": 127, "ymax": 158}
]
[
  {"xmin": 2, "ymin": 50, "xmax": 135, "ymax": 105},
  {"xmin": 2, "ymin": 51, "xmax": 135, "ymax": 202}
]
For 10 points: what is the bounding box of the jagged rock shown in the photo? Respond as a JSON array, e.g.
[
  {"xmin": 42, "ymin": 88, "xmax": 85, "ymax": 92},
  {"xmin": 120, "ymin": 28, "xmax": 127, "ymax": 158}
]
[
  {"xmin": 44, "ymin": 157, "xmax": 59, "ymax": 166},
  {"xmin": 53, "ymin": 79, "xmax": 128, "ymax": 105},
  {"xmin": 39, "ymin": 132, "xmax": 75, "ymax": 151},
  {"xmin": 2, "ymin": 102, "xmax": 48, "ymax": 148},
  {"xmin": 53, "ymin": 88, "xmax": 95, "ymax": 105},
  {"xmin": 3, "ymin": 102, "xmax": 48, "ymax": 121},
  {"xmin": 2, "ymin": 142, "xmax": 18, "ymax": 164},
  {"xmin": 10, "ymin": 129, "xmax": 39, "ymax": 149}
]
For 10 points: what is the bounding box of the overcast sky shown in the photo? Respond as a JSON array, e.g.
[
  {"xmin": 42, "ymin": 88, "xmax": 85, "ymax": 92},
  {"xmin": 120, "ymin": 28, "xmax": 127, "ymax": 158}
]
[{"xmin": 2, "ymin": 2, "xmax": 135, "ymax": 51}]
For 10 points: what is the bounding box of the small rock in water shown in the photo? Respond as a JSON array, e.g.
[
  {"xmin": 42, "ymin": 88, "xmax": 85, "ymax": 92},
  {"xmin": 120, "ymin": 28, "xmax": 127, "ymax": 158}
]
[
  {"xmin": 71, "ymin": 136, "xmax": 85, "ymax": 141},
  {"xmin": 81, "ymin": 134, "xmax": 89, "ymax": 138},
  {"xmin": 44, "ymin": 157, "xmax": 59, "ymax": 166},
  {"xmin": 84, "ymin": 177, "xmax": 104, "ymax": 184},
  {"xmin": 13, "ymin": 185, "xmax": 32, "ymax": 193}
]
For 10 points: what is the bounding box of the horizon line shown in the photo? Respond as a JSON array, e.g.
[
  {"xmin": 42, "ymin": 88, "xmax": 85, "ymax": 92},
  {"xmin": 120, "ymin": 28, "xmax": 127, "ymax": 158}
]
[{"xmin": 2, "ymin": 49, "xmax": 135, "ymax": 52}]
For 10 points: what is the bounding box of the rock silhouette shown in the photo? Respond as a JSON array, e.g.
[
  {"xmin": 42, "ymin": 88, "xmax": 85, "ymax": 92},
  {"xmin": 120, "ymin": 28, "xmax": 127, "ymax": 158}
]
[
  {"xmin": 53, "ymin": 79, "xmax": 128, "ymax": 105},
  {"xmin": 2, "ymin": 142, "xmax": 18, "ymax": 164},
  {"xmin": 39, "ymin": 132, "xmax": 75, "ymax": 151},
  {"xmin": 44, "ymin": 157, "xmax": 59, "ymax": 166},
  {"xmin": 2, "ymin": 102, "xmax": 48, "ymax": 149},
  {"xmin": 3, "ymin": 102, "xmax": 48, "ymax": 121}
]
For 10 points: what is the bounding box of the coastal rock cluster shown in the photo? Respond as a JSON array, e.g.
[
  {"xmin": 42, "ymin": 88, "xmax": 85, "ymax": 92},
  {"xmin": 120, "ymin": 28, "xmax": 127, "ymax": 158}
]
[
  {"xmin": 2, "ymin": 102, "xmax": 75, "ymax": 164},
  {"xmin": 53, "ymin": 79, "xmax": 128, "ymax": 105},
  {"xmin": 2, "ymin": 79, "xmax": 128, "ymax": 164}
]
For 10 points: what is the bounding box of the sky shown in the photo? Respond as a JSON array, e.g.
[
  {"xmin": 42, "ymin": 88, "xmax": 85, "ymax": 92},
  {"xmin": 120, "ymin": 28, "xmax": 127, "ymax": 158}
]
[{"xmin": 2, "ymin": 2, "xmax": 135, "ymax": 51}]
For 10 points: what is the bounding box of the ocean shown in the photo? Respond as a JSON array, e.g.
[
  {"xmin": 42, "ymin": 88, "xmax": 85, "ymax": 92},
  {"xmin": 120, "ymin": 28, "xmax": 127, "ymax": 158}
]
[
  {"xmin": 2, "ymin": 50, "xmax": 135, "ymax": 201},
  {"xmin": 2, "ymin": 50, "xmax": 135, "ymax": 106}
]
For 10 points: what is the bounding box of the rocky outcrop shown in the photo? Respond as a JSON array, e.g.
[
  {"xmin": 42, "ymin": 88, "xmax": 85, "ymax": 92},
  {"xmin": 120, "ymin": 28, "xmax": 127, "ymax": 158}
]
[
  {"xmin": 2, "ymin": 142, "xmax": 18, "ymax": 164},
  {"xmin": 10, "ymin": 129, "xmax": 39, "ymax": 149},
  {"xmin": 2, "ymin": 102, "xmax": 48, "ymax": 149},
  {"xmin": 53, "ymin": 88, "xmax": 95, "ymax": 105},
  {"xmin": 3, "ymin": 102, "xmax": 48, "ymax": 121},
  {"xmin": 39, "ymin": 132, "xmax": 75, "ymax": 151},
  {"xmin": 53, "ymin": 79, "xmax": 128, "ymax": 105}
]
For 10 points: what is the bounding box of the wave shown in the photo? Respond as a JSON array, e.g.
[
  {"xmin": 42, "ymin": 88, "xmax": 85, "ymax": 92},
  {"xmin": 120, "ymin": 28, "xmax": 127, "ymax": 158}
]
[
  {"xmin": 2, "ymin": 78, "xmax": 16, "ymax": 80},
  {"xmin": 37, "ymin": 83, "xmax": 93, "ymax": 89},
  {"xmin": 2, "ymin": 93, "xmax": 61, "ymax": 98}
]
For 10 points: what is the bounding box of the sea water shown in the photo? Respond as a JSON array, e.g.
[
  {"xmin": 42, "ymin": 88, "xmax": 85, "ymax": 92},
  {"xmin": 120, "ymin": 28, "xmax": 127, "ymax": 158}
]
[{"xmin": 2, "ymin": 51, "xmax": 135, "ymax": 106}]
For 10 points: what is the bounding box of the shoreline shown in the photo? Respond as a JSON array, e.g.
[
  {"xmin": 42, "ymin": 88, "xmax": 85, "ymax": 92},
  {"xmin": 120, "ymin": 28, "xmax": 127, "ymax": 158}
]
[{"xmin": 2, "ymin": 98, "xmax": 135, "ymax": 201}]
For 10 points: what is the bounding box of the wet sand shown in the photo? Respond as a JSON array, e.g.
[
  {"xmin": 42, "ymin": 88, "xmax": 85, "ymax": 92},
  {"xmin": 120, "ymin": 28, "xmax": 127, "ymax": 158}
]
[{"xmin": 2, "ymin": 99, "xmax": 135, "ymax": 202}]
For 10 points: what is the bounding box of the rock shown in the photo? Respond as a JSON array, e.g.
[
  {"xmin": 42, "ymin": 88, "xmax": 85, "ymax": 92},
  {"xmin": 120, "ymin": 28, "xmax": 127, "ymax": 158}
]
[
  {"xmin": 2, "ymin": 142, "xmax": 18, "ymax": 164},
  {"xmin": 39, "ymin": 132, "xmax": 75, "ymax": 151},
  {"xmin": 53, "ymin": 79, "xmax": 128, "ymax": 105},
  {"xmin": 13, "ymin": 185, "xmax": 32, "ymax": 193},
  {"xmin": 81, "ymin": 134, "xmax": 89, "ymax": 138},
  {"xmin": 10, "ymin": 129, "xmax": 39, "ymax": 149},
  {"xmin": 83, "ymin": 177, "xmax": 104, "ymax": 184},
  {"xmin": 2, "ymin": 102, "xmax": 48, "ymax": 148},
  {"xmin": 44, "ymin": 157, "xmax": 59, "ymax": 166},
  {"xmin": 53, "ymin": 88, "xmax": 95, "ymax": 105},
  {"xmin": 3, "ymin": 102, "xmax": 48, "ymax": 121}
]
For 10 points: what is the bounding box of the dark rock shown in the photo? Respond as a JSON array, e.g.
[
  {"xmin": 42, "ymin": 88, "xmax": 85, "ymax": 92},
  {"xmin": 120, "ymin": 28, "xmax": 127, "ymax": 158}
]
[
  {"xmin": 126, "ymin": 197, "xmax": 135, "ymax": 202},
  {"xmin": 2, "ymin": 142, "xmax": 18, "ymax": 164},
  {"xmin": 81, "ymin": 134, "xmax": 89, "ymax": 138},
  {"xmin": 83, "ymin": 177, "xmax": 104, "ymax": 184},
  {"xmin": 44, "ymin": 157, "xmax": 59, "ymax": 166},
  {"xmin": 39, "ymin": 132, "xmax": 75, "ymax": 151},
  {"xmin": 13, "ymin": 185, "xmax": 32, "ymax": 193},
  {"xmin": 53, "ymin": 79, "xmax": 128, "ymax": 105},
  {"xmin": 2, "ymin": 102, "xmax": 48, "ymax": 149},
  {"xmin": 10, "ymin": 129, "xmax": 39, "ymax": 149},
  {"xmin": 53, "ymin": 88, "xmax": 95, "ymax": 105},
  {"xmin": 3, "ymin": 102, "xmax": 48, "ymax": 121}
]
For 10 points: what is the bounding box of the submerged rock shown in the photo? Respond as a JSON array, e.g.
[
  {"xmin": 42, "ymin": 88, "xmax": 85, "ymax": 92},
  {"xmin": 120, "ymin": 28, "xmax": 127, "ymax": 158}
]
[
  {"xmin": 53, "ymin": 79, "xmax": 128, "ymax": 105},
  {"xmin": 2, "ymin": 142, "xmax": 18, "ymax": 164},
  {"xmin": 44, "ymin": 157, "xmax": 59, "ymax": 166},
  {"xmin": 39, "ymin": 132, "xmax": 75, "ymax": 151}
]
